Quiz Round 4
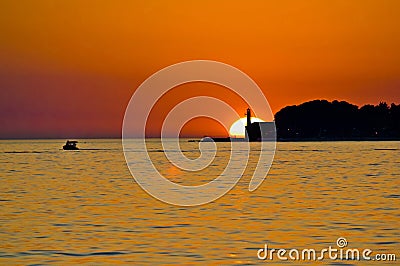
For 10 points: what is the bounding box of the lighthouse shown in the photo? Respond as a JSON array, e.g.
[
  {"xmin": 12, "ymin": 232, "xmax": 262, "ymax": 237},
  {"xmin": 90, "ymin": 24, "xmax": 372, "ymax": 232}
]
[{"xmin": 246, "ymin": 107, "xmax": 251, "ymax": 127}]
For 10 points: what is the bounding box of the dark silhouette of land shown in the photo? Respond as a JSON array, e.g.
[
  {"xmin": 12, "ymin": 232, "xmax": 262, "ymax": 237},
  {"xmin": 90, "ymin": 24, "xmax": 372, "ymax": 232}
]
[{"xmin": 275, "ymin": 100, "xmax": 400, "ymax": 141}]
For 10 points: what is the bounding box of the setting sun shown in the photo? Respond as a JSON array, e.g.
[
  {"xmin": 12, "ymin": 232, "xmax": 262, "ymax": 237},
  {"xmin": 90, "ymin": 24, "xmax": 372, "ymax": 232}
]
[{"xmin": 229, "ymin": 117, "xmax": 265, "ymax": 138}]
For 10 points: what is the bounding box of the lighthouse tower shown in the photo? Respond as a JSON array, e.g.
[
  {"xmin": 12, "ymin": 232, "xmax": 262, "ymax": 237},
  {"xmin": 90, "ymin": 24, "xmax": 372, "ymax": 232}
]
[{"xmin": 246, "ymin": 108, "xmax": 251, "ymax": 126}]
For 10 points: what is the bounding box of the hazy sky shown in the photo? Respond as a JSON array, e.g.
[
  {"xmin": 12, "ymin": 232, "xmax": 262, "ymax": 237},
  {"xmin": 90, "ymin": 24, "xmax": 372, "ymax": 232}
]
[{"xmin": 1, "ymin": 0, "xmax": 399, "ymax": 138}]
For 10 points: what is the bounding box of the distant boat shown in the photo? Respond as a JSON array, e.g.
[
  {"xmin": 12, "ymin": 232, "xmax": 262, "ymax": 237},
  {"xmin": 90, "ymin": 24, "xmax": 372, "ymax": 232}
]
[
  {"xmin": 63, "ymin": 140, "xmax": 79, "ymax": 150},
  {"xmin": 200, "ymin": 137, "xmax": 232, "ymax": 142}
]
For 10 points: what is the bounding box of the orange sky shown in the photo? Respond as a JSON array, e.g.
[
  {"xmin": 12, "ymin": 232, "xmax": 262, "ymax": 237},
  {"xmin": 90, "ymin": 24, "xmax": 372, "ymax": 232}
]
[{"xmin": 0, "ymin": 0, "xmax": 399, "ymax": 138}]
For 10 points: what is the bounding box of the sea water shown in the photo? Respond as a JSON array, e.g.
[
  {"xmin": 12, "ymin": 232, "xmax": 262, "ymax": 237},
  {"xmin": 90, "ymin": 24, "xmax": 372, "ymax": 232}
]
[{"xmin": 0, "ymin": 139, "xmax": 398, "ymax": 264}]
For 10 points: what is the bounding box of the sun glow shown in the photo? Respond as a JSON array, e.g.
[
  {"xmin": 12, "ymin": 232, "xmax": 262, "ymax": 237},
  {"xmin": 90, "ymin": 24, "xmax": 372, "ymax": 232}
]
[{"xmin": 229, "ymin": 117, "xmax": 265, "ymax": 138}]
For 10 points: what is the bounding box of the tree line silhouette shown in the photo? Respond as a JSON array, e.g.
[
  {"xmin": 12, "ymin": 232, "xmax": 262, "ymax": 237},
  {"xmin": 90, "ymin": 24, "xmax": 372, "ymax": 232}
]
[{"xmin": 275, "ymin": 100, "xmax": 400, "ymax": 140}]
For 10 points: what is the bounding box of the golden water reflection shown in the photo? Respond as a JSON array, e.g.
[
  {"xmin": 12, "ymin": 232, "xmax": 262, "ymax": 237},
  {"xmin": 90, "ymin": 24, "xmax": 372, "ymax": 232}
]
[{"xmin": 0, "ymin": 140, "xmax": 398, "ymax": 264}]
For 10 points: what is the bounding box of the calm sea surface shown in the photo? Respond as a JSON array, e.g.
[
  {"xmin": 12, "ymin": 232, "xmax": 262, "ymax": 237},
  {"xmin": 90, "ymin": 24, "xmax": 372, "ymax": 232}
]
[{"xmin": 0, "ymin": 140, "xmax": 399, "ymax": 265}]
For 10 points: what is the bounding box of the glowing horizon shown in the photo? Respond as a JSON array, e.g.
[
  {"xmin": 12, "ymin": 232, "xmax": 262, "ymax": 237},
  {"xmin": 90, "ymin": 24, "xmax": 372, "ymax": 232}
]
[
  {"xmin": 229, "ymin": 117, "xmax": 265, "ymax": 138},
  {"xmin": 0, "ymin": 1, "xmax": 399, "ymax": 138}
]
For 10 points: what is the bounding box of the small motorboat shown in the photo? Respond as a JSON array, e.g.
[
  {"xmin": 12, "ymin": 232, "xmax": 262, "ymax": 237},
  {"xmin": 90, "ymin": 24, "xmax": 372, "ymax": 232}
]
[{"xmin": 63, "ymin": 140, "xmax": 79, "ymax": 150}]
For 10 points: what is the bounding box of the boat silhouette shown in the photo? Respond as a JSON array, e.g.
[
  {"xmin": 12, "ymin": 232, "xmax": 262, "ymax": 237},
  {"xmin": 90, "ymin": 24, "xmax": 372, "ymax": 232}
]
[{"xmin": 63, "ymin": 140, "xmax": 79, "ymax": 150}]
